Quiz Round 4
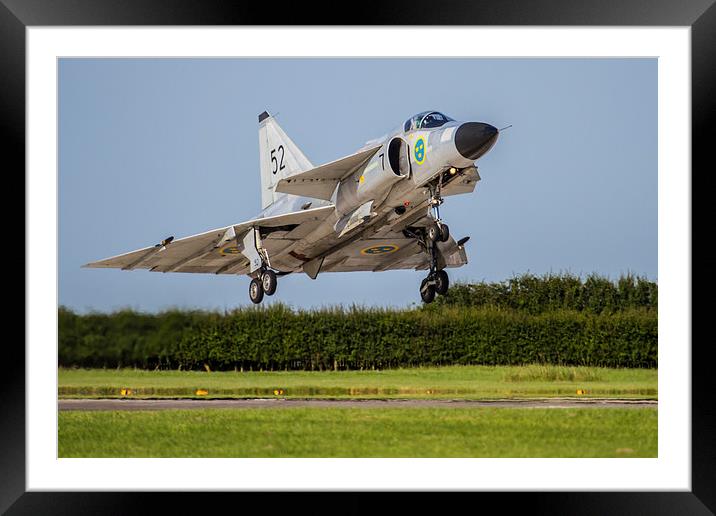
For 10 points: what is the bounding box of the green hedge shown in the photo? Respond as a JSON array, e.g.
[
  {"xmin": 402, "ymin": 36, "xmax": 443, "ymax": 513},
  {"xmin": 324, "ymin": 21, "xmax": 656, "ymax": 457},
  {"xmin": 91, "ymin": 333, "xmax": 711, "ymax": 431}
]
[
  {"xmin": 434, "ymin": 273, "xmax": 657, "ymax": 314},
  {"xmin": 59, "ymin": 304, "xmax": 657, "ymax": 370}
]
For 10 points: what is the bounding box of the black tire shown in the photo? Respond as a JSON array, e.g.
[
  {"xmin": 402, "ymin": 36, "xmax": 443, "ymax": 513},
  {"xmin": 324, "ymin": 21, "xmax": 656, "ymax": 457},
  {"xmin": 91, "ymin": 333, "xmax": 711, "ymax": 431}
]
[
  {"xmin": 249, "ymin": 277, "xmax": 264, "ymax": 304},
  {"xmin": 420, "ymin": 278, "xmax": 436, "ymax": 303},
  {"xmin": 262, "ymin": 270, "xmax": 277, "ymax": 296},
  {"xmin": 427, "ymin": 224, "xmax": 439, "ymax": 242},
  {"xmin": 438, "ymin": 223, "xmax": 450, "ymax": 242},
  {"xmin": 434, "ymin": 269, "xmax": 449, "ymax": 295}
]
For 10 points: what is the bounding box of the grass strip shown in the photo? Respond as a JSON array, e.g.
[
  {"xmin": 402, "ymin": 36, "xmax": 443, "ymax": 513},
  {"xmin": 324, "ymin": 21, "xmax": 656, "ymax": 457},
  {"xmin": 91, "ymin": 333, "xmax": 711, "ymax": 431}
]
[
  {"xmin": 58, "ymin": 407, "xmax": 657, "ymax": 458},
  {"xmin": 59, "ymin": 365, "xmax": 657, "ymax": 400}
]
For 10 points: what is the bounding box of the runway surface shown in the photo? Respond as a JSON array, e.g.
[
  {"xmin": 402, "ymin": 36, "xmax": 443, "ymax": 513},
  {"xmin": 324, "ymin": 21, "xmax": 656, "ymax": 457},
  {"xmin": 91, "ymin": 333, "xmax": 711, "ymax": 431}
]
[{"xmin": 59, "ymin": 398, "xmax": 657, "ymax": 411}]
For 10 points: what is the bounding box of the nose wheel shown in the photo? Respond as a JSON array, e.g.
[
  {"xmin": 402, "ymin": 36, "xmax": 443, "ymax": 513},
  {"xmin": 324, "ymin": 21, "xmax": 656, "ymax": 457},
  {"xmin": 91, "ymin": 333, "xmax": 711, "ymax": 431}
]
[
  {"xmin": 427, "ymin": 221, "xmax": 450, "ymax": 243},
  {"xmin": 248, "ymin": 268, "xmax": 278, "ymax": 304},
  {"xmin": 426, "ymin": 180, "xmax": 450, "ymax": 243}
]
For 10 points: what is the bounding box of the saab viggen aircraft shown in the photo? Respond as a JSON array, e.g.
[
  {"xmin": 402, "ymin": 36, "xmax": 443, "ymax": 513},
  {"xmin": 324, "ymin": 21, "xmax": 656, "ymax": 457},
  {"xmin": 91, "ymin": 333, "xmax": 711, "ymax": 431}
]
[{"xmin": 85, "ymin": 110, "xmax": 499, "ymax": 303}]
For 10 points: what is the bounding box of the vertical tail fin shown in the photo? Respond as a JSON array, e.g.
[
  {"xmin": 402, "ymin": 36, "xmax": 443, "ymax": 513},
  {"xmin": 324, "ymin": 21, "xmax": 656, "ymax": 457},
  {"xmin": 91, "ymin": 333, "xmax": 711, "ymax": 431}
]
[{"xmin": 258, "ymin": 111, "xmax": 313, "ymax": 209}]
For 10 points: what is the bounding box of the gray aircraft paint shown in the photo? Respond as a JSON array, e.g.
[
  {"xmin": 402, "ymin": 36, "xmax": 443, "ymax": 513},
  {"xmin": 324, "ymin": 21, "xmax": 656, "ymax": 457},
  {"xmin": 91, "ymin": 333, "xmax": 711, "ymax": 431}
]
[
  {"xmin": 85, "ymin": 109, "xmax": 499, "ymax": 303},
  {"xmin": 247, "ymin": 110, "xmax": 497, "ymax": 278},
  {"xmin": 259, "ymin": 112, "xmax": 489, "ymax": 220},
  {"xmin": 258, "ymin": 112, "xmax": 315, "ymax": 210}
]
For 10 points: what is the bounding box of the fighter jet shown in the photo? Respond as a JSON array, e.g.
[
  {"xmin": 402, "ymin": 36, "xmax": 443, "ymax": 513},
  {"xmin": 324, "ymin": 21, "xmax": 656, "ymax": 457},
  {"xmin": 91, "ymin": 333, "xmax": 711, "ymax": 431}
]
[{"xmin": 84, "ymin": 110, "xmax": 499, "ymax": 303}]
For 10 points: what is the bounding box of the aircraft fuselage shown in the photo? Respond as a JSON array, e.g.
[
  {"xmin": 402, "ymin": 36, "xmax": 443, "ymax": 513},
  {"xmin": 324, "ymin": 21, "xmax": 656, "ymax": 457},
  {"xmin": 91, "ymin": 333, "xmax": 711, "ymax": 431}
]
[{"xmin": 257, "ymin": 113, "xmax": 498, "ymax": 275}]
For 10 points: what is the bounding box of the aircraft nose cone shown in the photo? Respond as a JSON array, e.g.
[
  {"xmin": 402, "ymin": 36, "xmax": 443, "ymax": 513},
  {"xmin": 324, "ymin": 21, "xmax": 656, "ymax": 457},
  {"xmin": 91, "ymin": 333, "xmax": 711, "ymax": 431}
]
[{"xmin": 455, "ymin": 122, "xmax": 499, "ymax": 160}]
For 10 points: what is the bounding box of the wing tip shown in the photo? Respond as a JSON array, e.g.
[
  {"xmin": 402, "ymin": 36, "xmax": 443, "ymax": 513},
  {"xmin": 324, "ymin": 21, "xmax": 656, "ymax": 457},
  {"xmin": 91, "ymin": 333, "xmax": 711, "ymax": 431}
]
[{"xmin": 258, "ymin": 111, "xmax": 271, "ymax": 123}]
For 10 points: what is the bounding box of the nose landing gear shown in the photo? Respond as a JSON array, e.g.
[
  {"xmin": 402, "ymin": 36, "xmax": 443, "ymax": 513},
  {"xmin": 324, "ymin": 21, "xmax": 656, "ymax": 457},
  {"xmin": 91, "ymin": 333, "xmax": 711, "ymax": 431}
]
[
  {"xmin": 427, "ymin": 221, "xmax": 450, "ymax": 243},
  {"xmin": 426, "ymin": 178, "xmax": 450, "ymax": 242}
]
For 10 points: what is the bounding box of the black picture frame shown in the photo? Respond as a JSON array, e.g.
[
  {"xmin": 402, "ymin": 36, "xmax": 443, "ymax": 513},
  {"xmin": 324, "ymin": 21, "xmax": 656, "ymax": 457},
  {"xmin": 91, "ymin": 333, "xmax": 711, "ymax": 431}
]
[{"xmin": 5, "ymin": 1, "xmax": 714, "ymax": 513}]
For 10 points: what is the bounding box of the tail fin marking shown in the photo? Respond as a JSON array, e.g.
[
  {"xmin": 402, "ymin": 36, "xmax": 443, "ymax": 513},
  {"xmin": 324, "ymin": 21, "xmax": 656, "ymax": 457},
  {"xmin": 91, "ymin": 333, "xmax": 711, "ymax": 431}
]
[{"xmin": 258, "ymin": 111, "xmax": 313, "ymax": 209}]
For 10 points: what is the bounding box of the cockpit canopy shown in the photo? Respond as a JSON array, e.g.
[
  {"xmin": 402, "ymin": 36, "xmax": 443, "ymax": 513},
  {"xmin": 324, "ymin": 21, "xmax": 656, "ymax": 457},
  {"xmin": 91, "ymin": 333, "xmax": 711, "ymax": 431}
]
[{"xmin": 403, "ymin": 111, "xmax": 454, "ymax": 132}]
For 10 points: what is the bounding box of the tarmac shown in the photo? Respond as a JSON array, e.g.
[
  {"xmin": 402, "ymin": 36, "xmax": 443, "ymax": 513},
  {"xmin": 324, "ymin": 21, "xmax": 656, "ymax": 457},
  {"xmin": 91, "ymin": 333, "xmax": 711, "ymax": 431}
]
[{"xmin": 58, "ymin": 398, "xmax": 657, "ymax": 411}]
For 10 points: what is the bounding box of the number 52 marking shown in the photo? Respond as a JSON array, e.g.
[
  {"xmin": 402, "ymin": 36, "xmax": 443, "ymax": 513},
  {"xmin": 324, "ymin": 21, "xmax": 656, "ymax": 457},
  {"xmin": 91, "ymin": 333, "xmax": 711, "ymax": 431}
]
[{"xmin": 271, "ymin": 145, "xmax": 286, "ymax": 175}]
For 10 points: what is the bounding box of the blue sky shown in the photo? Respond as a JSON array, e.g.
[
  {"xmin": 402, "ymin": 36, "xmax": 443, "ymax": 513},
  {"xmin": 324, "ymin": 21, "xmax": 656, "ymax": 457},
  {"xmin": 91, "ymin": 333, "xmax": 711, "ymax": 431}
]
[{"xmin": 58, "ymin": 58, "xmax": 657, "ymax": 312}]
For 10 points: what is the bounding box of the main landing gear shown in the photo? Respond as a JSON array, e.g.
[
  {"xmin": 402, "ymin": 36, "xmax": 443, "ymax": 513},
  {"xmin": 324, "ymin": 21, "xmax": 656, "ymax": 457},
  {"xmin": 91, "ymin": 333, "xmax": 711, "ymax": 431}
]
[
  {"xmin": 420, "ymin": 270, "xmax": 449, "ymax": 303},
  {"xmin": 419, "ymin": 232, "xmax": 450, "ymax": 303},
  {"xmin": 412, "ymin": 182, "xmax": 452, "ymax": 304},
  {"xmin": 249, "ymin": 268, "xmax": 278, "ymax": 304}
]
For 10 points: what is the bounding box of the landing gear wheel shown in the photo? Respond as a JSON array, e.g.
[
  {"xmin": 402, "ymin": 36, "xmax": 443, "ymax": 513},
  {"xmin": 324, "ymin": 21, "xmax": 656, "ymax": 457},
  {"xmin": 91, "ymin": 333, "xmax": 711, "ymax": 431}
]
[
  {"xmin": 427, "ymin": 224, "xmax": 440, "ymax": 242},
  {"xmin": 438, "ymin": 223, "xmax": 450, "ymax": 242},
  {"xmin": 262, "ymin": 270, "xmax": 277, "ymax": 296},
  {"xmin": 249, "ymin": 277, "xmax": 264, "ymax": 304},
  {"xmin": 420, "ymin": 278, "xmax": 436, "ymax": 304},
  {"xmin": 428, "ymin": 222, "xmax": 450, "ymax": 243},
  {"xmin": 434, "ymin": 269, "xmax": 449, "ymax": 295}
]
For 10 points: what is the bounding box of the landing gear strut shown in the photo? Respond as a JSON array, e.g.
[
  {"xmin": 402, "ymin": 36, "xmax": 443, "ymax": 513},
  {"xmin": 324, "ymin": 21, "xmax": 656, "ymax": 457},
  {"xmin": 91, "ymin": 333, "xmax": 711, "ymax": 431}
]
[
  {"xmin": 413, "ymin": 180, "xmax": 454, "ymax": 303},
  {"xmin": 427, "ymin": 180, "xmax": 450, "ymax": 242}
]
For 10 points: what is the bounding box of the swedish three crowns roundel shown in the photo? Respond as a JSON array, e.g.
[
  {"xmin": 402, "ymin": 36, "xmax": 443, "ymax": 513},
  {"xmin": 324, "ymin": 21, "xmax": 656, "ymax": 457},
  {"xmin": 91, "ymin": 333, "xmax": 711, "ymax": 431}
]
[{"xmin": 414, "ymin": 137, "xmax": 426, "ymax": 164}]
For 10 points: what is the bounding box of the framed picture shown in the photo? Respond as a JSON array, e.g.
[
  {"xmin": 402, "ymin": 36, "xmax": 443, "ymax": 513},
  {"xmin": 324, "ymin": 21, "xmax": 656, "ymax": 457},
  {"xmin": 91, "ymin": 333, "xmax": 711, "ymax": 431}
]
[{"xmin": 8, "ymin": 0, "xmax": 713, "ymax": 513}]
